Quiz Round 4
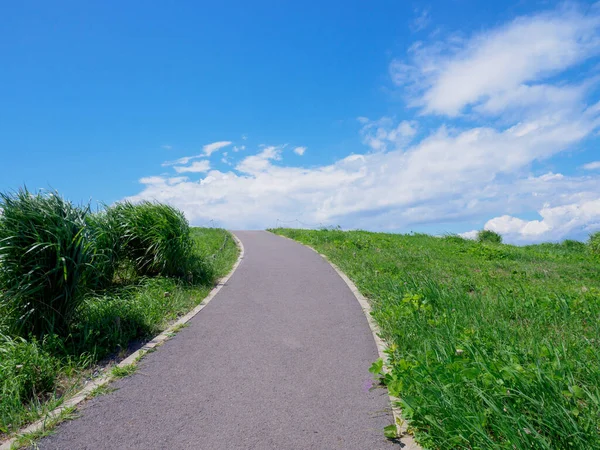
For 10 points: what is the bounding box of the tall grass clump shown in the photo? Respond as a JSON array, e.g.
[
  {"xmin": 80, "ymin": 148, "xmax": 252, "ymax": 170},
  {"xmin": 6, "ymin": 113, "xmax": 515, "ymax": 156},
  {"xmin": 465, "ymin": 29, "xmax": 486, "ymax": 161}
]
[
  {"xmin": 0, "ymin": 330, "xmax": 58, "ymax": 434},
  {"xmin": 110, "ymin": 201, "xmax": 195, "ymax": 279},
  {"xmin": 477, "ymin": 229, "xmax": 503, "ymax": 244},
  {"xmin": 0, "ymin": 189, "xmax": 90, "ymax": 338},
  {"xmin": 85, "ymin": 209, "xmax": 122, "ymax": 290}
]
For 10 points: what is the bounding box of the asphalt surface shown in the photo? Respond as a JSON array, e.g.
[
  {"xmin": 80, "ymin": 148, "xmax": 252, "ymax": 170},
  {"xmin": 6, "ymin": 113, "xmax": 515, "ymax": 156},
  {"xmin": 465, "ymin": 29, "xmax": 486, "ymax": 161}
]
[{"xmin": 39, "ymin": 231, "xmax": 396, "ymax": 449}]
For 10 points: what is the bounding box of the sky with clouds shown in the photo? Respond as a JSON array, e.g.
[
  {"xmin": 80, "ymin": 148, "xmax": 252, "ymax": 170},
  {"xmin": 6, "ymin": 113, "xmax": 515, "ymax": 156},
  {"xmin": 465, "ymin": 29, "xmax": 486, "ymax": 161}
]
[{"xmin": 2, "ymin": 1, "xmax": 600, "ymax": 243}]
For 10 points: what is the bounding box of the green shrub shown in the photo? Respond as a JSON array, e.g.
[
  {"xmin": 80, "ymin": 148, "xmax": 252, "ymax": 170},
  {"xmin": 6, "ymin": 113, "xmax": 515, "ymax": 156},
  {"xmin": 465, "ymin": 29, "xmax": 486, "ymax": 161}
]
[
  {"xmin": 0, "ymin": 189, "xmax": 91, "ymax": 338},
  {"xmin": 589, "ymin": 231, "xmax": 600, "ymax": 254},
  {"xmin": 0, "ymin": 331, "xmax": 58, "ymax": 434},
  {"xmin": 477, "ymin": 229, "xmax": 503, "ymax": 244},
  {"xmin": 110, "ymin": 201, "xmax": 195, "ymax": 279}
]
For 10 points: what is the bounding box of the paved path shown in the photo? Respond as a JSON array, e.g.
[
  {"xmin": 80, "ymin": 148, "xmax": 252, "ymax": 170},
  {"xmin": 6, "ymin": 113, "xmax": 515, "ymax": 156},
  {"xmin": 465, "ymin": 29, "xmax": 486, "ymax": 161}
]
[{"xmin": 39, "ymin": 231, "xmax": 396, "ymax": 449}]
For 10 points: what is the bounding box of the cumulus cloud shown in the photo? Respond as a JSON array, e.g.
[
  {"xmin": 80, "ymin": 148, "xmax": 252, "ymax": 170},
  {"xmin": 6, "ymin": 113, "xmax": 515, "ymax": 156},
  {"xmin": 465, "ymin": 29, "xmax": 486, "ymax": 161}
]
[
  {"xmin": 390, "ymin": 4, "xmax": 600, "ymax": 116},
  {"xmin": 127, "ymin": 4, "xmax": 600, "ymax": 241},
  {"xmin": 203, "ymin": 141, "xmax": 232, "ymax": 156},
  {"xmin": 460, "ymin": 230, "xmax": 479, "ymax": 240},
  {"xmin": 293, "ymin": 146, "xmax": 307, "ymax": 156},
  {"xmin": 173, "ymin": 160, "xmax": 211, "ymax": 173},
  {"xmin": 481, "ymin": 197, "xmax": 600, "ymax": 242},
  {"xmin": 583, "ymin": 161, "xmax": 600, "ymax": 170},
  {"xmin": 359, "ymin": 117, "xmax": 417, "ymax": 151},
  {"xmin": 236, "ymin": 146, "xmax": 282, "ymax": 174}
]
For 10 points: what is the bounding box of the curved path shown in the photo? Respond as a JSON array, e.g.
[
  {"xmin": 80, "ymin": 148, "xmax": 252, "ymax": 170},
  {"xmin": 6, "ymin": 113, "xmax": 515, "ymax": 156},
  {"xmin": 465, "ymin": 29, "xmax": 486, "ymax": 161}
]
[{"xmin": 39, "ymin": 231, "xmax": 396, "ymax": 449}]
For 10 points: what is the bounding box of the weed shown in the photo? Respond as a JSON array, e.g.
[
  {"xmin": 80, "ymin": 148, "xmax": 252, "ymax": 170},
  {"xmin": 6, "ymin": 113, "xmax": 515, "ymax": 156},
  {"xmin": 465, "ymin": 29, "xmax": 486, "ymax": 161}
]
[
  {"xmin": 110, "ymin": 364, "xmax": 137, "ymax": 379},
  {"xmin": 166, "ymin": 322, "xmax": 190, "ymax": 337},
  {"xmin": 86, "ymin": 383, "xmax": 116, "ymax": 399},
  {"xmin": 383, "ymin": 424, "xmax": 398, "ymax": 440}
]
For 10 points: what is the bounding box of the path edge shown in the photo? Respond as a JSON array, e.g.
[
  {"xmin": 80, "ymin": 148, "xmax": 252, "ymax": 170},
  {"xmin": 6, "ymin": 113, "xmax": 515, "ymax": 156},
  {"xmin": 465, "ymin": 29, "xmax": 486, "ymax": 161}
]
[
  {"xmin": 0, "ymin": 232, "xmax": 245, "ymax": 450},
  {"xmin": 270, "ymin": 232, "xmax": 422, "ymax": 450}
]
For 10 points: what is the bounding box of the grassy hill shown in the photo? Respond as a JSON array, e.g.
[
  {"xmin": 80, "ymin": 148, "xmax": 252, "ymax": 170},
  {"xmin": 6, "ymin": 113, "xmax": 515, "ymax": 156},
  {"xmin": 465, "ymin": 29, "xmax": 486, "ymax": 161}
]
[{"xmin": 273, "ymin": 228, "xmax": 600, "ymax": 449}]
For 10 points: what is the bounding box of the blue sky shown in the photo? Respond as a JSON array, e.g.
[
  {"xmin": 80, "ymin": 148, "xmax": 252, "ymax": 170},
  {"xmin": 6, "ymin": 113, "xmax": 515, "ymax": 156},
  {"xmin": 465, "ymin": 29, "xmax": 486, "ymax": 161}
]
[{"xmin": 2, "ymin": 1, "xmax": 600, "ymax": 242}]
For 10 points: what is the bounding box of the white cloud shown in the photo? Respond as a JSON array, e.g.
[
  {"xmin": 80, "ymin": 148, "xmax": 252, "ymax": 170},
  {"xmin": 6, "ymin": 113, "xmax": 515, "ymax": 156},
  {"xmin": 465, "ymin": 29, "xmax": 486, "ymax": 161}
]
[
  {"xmin": 140, "ymin": 176, "xmax": 188, "ymax": 186},
  {"xmin": 411, "ymin": 8, "xmax": 431, "ymax": 33},
  {"xmin": 391, "ymin": 5, "xmax": 600, "ymax": 116},
  {"xmin": 531, "ymin": 172, "xmax": 565, "ymax": 182},
  {"xmin": 236, "ymin": 146, "xmax": 282, "ymax": 174},
  {"xmin": 127, "ymin": 106, "xmax": 600, "ymax": 234},
  {"xmin": 583, "ymin": 161, "xmax": 600, "ymax": 170},
  {"xmin": 359, "ymin": 117, "xmax": 417, "ymax": 151},
  {"xmin": 475, "ymin": 83, "xmax": 589, "ymax": 117},
  {"xmin": 140, "ymin": 176, "xmax": 166, "ymax": 185},
  {"xmin": 161, "ymin": 145, "xmax": 173, "ymax": 150},
  {"xmin": 173, "ymin": 160, "xmax": 211, "ymax": 173},
  {"xmin": 294, "ymin": 146, "xmax": 307, "ymax": 156},
  {"xmin": 166, "ymin": 176, "xmax": 188, "ymax": 185},
  {"xmin": 483, "ymin": 197, "xmax": 600, "ymax": 242},
  {"xmin": 233, "ymin": 145, "xmax": 246, "ymax": 152},
  {"xmin": 221, "ymin": 152, "xmax": 232, "ymax": 165},
  {"xmin": 162, "ymin": 154, "xmax": 203, "ymax": 167},
  {"xmin": 203, "ymin": 141, "xmax": 232, "ymax": 156},
  {"xmin": 486, "ymin": 215, "xmax": 550, "ymax": 239},
  {"xmin": 460, "ymin": 230, "xmax": 479, "ymax": 240}
]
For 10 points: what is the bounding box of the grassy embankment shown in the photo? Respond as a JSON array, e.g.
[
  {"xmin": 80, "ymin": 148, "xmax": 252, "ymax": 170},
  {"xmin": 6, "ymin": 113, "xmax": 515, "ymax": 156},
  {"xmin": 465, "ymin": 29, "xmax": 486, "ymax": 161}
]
[
  {"xmin": 273, "ymin": 228, "xmax": 600, "ymax": 450},
  {"xmin": 0, "ymin": 189, "xmax": 238, "ymax": 440}
]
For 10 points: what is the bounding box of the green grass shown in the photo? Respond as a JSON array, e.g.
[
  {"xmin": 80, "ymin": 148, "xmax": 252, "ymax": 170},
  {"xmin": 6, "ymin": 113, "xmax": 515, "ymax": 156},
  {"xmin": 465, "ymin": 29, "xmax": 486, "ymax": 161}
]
[
  {"xmin": 110, "ymin": 363, "xmax": 137, "ymax": 379},
  {"xmin": 272, "ymin": 228, "xmax": 600, "ymax": 449},
  {"xmin": 0, "ymin": 227, "xmax": 238, "ymax": 440},
  {"xmin": 86, "ymin": 384, "xmax": 116, "ymax": 400}
]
